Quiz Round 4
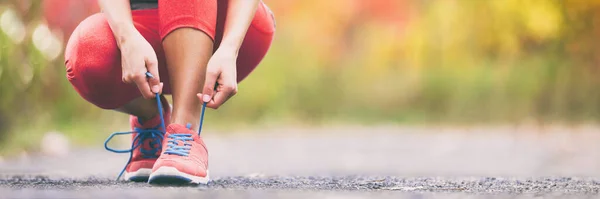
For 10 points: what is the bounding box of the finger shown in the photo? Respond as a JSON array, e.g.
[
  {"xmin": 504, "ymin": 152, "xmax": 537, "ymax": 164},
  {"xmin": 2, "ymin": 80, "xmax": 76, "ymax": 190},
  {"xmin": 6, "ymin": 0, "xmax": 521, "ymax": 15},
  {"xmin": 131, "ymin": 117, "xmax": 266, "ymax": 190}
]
[
  {"xmin": 206, "ymin": 85, "xmax": 236, "ymax": 109},
  {"xmin": 202, "ymin": 69, "xmax": 219, "ymax": 103},
  {"xmin": 144, "ymin": 72, "xmax": 163, "ymax": 93},
  {"xmin": 133, "ymin": 74, "xmax": 154, "ymax": 99},
  {"xmin": 122, "ymin": 73, "xmax": 134, "ymax": 84},
  {"xmin": 145, "ymin": 57, "xmax": 161, "ymax": 94},
  {"xmin": 197, "ymin": 93, "xmax": 210, "ymax": 105}
]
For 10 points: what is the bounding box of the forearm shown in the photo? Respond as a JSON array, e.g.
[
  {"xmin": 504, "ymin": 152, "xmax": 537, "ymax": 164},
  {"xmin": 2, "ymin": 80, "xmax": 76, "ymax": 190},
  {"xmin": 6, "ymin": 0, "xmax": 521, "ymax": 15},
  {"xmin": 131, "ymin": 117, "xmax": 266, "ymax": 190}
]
[
  {"xmin": 98, "ymin": 0, "xmax": 137, "ymax": 48},
  {"xmin": 219, "ymin": 0, "xmax": 260, "ymax": 54}
]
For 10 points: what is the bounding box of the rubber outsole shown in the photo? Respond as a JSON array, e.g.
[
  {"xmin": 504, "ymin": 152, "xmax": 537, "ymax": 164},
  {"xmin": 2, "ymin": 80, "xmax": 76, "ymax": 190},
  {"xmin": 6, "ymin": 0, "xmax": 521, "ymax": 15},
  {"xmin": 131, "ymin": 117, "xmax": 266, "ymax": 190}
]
[
  {"xmin": 148, "ymin": 166, "xmax": 210, "ymax": 185},
  {"xmin": 123, "ymin": 168, "xmax": 152, "ymax": 182}
]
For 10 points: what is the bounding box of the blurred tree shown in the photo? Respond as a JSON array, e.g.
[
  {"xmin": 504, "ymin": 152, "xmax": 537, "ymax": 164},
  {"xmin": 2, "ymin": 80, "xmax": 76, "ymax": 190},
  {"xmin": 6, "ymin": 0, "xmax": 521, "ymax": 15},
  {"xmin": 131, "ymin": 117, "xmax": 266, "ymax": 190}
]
[{"xmin": 1, "ymin": 0, "xmax": 600, "ymax": 153}]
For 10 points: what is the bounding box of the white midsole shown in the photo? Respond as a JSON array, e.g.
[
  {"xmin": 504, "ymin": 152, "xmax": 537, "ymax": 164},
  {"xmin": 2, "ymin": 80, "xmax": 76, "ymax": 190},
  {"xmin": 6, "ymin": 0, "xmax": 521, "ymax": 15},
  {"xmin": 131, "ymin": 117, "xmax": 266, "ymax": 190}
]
[
  {"xmin": 149, "ymin": 166, "xmax": 210, "ymax": 184},
  {"xmin": 123, "ymin": 168, "xmax": 152, "ymax": 180}
]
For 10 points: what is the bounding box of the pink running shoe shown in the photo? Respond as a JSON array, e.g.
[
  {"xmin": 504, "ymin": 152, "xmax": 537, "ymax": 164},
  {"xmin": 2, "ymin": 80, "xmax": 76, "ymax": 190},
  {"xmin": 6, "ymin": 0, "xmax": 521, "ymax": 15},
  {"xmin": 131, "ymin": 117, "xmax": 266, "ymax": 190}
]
[
  {"xmin": 105, "ymin": 95, "xmax": 171, "ymax": 182},
  {"xmin": 148, "ymin": 123, "xmax": 209, "ymax": 184}
]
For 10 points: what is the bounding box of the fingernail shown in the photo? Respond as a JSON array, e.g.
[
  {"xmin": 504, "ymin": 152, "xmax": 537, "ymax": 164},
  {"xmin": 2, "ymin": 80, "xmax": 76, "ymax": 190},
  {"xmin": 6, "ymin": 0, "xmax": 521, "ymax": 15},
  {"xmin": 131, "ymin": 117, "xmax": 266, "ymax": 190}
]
[
  {"xmin": 152, "ymin": 85, "xmax": 159, "ymax": 93},
  {"xmin": 203, "ymin": 94, "xmax": 211, "ymax": 102}
]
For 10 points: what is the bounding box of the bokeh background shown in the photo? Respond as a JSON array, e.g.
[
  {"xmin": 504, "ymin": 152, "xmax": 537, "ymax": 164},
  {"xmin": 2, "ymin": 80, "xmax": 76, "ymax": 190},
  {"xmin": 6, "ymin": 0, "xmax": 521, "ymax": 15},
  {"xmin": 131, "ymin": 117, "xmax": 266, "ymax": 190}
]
[{"xmin": 1, "ymin": 0, "xmax": 600, "ymax": 154}]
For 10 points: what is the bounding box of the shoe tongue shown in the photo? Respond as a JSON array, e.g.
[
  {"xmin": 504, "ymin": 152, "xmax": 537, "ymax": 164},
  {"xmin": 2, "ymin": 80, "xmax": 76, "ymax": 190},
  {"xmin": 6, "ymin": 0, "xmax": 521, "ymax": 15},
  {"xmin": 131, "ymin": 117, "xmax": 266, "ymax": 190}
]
[{"xmin": 167, "ymin": 124, "xmax": 195, "ymax": 135}]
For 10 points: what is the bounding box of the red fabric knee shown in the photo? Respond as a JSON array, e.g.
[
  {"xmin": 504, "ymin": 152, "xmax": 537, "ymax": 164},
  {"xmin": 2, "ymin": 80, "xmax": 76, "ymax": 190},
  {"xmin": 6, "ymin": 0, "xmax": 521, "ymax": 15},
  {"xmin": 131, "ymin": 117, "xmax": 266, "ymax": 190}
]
[
  {"xmin": 65, "ymin": 12, "xmax": 165, "ymax": 109},
  {"xmin": 65, "ymin": 13, "xmax": 133, "ymax": 109},
  {"xmin": 159, "ymin": 0, "xmax": 217, "ymax": 40},
  {"xmin": 232, "ymin": 2, "xmax": 276, "ymax": 82}
]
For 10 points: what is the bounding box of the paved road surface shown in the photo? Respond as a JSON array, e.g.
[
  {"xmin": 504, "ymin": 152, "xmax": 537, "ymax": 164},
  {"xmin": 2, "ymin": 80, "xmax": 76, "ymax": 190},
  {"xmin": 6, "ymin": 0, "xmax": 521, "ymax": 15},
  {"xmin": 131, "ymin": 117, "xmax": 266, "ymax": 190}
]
[{"xmin": 1, "ymin": 125, "xmax": 600, "ymax": 198}]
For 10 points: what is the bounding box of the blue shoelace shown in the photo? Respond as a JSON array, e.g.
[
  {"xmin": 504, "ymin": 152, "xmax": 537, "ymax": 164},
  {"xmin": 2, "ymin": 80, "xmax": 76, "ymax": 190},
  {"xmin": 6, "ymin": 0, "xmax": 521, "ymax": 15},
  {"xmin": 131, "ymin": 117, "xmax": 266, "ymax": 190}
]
[
  {"xmin": 104, "ymin": 72, "xmax": 207, "ymax": 180},
  {"xmin": 163, "ymin": 133, "xmax": 193, "ymax": 156}
]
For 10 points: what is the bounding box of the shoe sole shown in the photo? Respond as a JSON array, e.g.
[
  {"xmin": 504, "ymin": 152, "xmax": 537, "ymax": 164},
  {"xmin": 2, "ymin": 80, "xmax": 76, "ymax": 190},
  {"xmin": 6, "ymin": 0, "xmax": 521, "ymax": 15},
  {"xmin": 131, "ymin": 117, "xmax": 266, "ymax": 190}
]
[
  {"xmin": 123, "ymin": 168, "xmax": 152, "ymax": 182},
  {"xmin": 148, "ymin": 166, "xmax": 210, "ymax": 185}
]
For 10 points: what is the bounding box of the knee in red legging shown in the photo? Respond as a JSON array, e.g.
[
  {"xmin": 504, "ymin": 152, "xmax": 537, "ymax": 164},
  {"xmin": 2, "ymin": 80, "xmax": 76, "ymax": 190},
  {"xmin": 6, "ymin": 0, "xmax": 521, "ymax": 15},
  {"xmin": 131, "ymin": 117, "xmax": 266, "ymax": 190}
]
[{"xmin": 64, "ymin": 13, "xmax": 137, "ymax": 109}]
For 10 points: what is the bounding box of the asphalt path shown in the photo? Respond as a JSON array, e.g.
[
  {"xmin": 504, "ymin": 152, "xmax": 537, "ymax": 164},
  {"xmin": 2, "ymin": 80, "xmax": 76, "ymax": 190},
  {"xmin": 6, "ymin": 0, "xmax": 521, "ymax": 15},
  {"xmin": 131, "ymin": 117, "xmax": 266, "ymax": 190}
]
[{"xmin": 2, "ymin": 125, "xmax": 600, "ymax": 198}]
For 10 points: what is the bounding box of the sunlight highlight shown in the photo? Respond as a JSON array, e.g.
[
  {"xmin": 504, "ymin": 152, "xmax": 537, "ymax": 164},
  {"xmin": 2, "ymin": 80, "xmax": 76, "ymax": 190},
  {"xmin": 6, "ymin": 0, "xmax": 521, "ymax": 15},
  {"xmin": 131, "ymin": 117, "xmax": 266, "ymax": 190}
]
[
  {"xmin": 0, "ymin": 8, "xmax": 26, "ymax": 44},
  {"xmin": 32, "ymin": 23, "xmax": 62, "ymax": 61}
]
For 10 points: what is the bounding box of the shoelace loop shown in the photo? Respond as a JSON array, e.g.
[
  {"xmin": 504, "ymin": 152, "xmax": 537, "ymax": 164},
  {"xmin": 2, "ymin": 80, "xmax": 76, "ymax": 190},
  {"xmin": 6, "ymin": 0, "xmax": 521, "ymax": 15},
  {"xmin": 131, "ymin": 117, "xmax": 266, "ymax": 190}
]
[
  {"xmin": 105, "ymin": 127, "xmax": 164, "ymax": 155},
  {"xmin": 104, "ymin": 91, "xmax": 167, "ymax": 180},
  {"xmin": 104, "ymin": 125, "xmax": 164, "ymax": 180}
]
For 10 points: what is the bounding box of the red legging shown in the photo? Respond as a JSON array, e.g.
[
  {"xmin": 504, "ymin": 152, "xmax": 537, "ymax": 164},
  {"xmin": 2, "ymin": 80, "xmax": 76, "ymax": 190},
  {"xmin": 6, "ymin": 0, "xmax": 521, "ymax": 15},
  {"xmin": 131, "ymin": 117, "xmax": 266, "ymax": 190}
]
[{"xmin": 65, "ymin": 0, "xmax": 275, "ymax": 109}]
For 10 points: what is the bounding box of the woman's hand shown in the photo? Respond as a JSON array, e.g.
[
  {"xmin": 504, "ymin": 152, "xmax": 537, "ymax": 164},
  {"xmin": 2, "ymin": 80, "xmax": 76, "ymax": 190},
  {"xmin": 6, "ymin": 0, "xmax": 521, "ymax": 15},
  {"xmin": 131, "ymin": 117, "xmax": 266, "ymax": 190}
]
[
  {"xmin": 197, "ymin": 0, "xmax": 260, "ymax": 109},
  {"xmin": 98, "ymin": 0, "xmax": 161, "ymax": 98},
  {"xmin": 120, "ymin": 30, "xmax": 162, "ymax": 99},
  {"xmin": 199, "ymin": 48, "xmax": 238, "ymax": 109}
]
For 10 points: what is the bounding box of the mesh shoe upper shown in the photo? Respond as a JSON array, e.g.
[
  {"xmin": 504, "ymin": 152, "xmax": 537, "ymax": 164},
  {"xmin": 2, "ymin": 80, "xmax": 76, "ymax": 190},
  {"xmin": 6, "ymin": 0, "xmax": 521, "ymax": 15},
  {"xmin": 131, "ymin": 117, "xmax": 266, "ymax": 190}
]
[{"xmin": 152, "ymin": 123, "xmax": 208, "ymax": 177}]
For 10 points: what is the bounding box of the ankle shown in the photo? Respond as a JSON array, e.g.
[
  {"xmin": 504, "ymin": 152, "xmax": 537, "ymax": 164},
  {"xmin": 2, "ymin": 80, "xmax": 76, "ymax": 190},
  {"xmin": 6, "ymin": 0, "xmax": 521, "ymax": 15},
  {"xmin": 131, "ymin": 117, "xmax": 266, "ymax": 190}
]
[
  {"xmin": 171, "ymin": 117, "xmax": 199, "ymax": 131},
  {"xmin": 117, "ymin": 96, "xmax": 162, "ymax": 123},
  {"xmin": 135, "ymin": 106, "xmax": 160, "ymax": 122},
  {"xmin": 137, "ymin": 114, "xmax": 159, "ymax": 124}
]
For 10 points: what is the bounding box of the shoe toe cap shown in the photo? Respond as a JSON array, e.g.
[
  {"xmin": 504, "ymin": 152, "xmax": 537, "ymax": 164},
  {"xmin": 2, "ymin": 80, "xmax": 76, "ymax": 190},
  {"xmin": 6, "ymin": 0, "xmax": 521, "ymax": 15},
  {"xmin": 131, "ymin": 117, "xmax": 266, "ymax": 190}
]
[
  {"xmin": 153, "ymin": 157, "xmax": 207, "ymax": 177},
  {"xmin": 127, "ymin": 159, "xmax": 156, "ymax": 172}
]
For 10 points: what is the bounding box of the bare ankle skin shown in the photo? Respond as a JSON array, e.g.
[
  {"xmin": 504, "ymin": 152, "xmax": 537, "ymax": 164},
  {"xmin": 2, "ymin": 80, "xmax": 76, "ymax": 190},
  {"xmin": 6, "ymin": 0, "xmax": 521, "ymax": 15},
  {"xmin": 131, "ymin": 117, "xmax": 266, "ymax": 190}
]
[
  {"xmin": 114, "ymin": 96, "xmax": 160, "ymax": 122},
  {"xmin": 162, "ymin": 28, "xmax": 214, "ymax": 131}
]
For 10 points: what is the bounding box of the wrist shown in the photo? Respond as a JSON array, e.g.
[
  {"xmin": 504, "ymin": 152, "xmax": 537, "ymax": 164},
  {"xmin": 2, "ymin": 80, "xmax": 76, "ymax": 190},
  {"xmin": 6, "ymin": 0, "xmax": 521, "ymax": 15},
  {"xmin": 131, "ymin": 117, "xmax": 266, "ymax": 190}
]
[
  {"xmin": 114, "ymin": 23, "xmax": 138, "ymax": 48},
  {"xmin": 217, "ymin": 40, "xmax": 241, "ymax": 55}
]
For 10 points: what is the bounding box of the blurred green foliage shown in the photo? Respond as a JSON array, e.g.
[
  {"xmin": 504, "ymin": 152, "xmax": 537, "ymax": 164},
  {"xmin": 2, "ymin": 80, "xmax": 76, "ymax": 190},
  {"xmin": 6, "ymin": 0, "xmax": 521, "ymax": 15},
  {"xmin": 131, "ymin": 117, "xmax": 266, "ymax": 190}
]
[{"xmin": 1, "ymin": 0, "xmax": 600, "ymax": 153}]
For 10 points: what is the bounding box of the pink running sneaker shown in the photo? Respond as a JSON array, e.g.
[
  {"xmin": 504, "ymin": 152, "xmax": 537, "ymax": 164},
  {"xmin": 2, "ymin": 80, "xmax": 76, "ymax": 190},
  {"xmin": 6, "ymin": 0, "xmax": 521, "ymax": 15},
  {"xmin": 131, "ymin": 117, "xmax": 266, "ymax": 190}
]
[
  {"xmin": 148, "ymin": 123, "xmax": 209, "ymax": 184},
  {"xmin": 105, "ymin": 95, "xmax": 171, "ymax": 182}
]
